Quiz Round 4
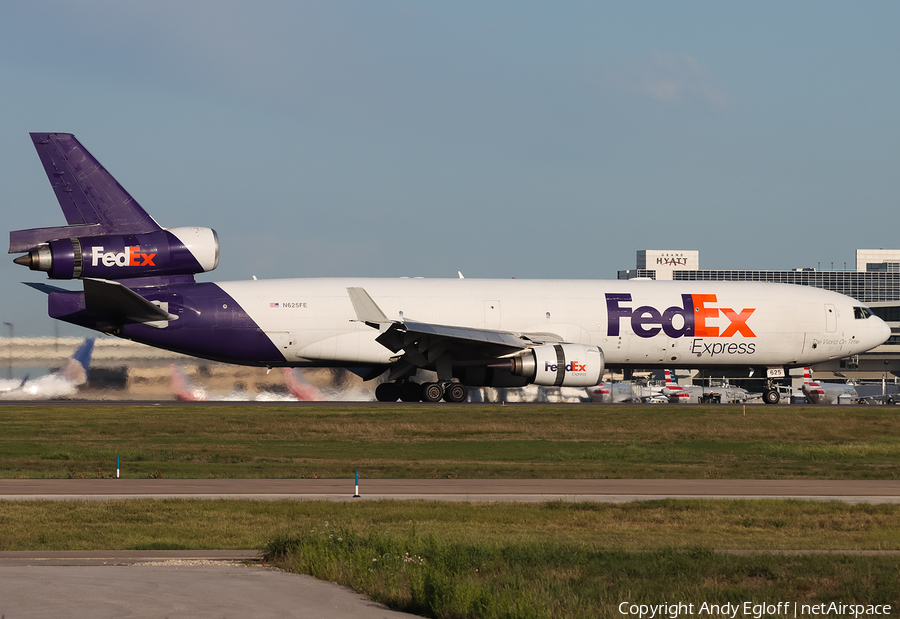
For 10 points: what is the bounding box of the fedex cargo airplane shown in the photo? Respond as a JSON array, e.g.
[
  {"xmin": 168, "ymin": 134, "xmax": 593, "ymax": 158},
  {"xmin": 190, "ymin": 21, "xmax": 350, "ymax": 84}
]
[{"xmin": 9, "ymin": 133, "xmax": 891, "ymax": 404}]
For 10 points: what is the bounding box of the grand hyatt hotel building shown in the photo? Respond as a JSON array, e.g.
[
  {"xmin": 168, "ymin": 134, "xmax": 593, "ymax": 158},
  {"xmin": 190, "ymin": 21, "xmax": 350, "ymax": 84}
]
[{"xmin": 617, "ymin": 249, "xmax": 900, "ymax": 376}]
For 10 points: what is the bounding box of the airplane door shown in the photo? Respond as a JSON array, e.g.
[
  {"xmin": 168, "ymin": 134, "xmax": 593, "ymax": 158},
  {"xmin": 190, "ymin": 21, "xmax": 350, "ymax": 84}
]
[
  {"xmin": 484, "ymin": 300, "xmax": 501, "ymax": 329},
  {"xmin": 267, "ymin": 331, "xmax": 297, "ymax": 359},
  {"xmin": 825, "ymin": 304, "xmax": 836, "ymax": 333}
]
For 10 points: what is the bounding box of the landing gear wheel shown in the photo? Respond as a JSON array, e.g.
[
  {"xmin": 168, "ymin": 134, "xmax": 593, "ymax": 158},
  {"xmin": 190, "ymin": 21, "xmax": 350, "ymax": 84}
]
[
  {"xmin": 763, "ymin": 388, "xmax": 780, "ymax": 405},
  {"xmin": 375, "ymin": 382, "xmax": 400, "ymax": 402},
  {"xmin": 422, "ymin": 382, "xmax": 444, "ymax": 402},
  {"xmin": 399, "ymin": 381, "xmax": 423, "ymax": 402},
  {"xmin": 444, "ymin": 383, "xmax": 468, "ymax": 403}
]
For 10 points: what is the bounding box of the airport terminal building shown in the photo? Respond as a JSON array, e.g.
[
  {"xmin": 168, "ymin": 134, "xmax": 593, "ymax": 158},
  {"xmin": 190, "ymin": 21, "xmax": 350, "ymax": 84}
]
[{"xmin": 618, "ymin": 249, "xmax": 900, "ymax": 377}]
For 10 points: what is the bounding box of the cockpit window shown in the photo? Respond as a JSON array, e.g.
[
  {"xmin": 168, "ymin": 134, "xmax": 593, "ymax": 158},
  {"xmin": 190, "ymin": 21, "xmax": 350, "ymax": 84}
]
[{"xmin": 854, "ymin": 306, "xmax": 873, "ymax": 319}]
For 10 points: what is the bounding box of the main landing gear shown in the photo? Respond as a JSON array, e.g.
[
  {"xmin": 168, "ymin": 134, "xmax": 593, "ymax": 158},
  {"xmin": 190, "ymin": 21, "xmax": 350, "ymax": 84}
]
[{"xmin": 375, "ymin": 380, "xmax": 468, "ymax": 403}]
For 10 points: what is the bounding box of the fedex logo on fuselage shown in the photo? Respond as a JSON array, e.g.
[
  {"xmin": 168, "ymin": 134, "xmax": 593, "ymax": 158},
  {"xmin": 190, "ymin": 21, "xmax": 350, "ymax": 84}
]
[
  {"xmin": 606, "ymin": 293, "xmax": 756, "ymax": 339},
  {"xmin": 90, "ymin": 246, "xmax": 157, "ymax": 268}
]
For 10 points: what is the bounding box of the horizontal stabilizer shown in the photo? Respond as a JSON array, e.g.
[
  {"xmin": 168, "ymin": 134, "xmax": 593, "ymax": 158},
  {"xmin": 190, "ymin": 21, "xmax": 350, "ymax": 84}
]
[
  {"xmin": 23, "ymin": 282, "xmax": 69, "ymax": 294},
  {"xmin": 83, "ymin": 278, "xmax": 176, "ymax": 324}
]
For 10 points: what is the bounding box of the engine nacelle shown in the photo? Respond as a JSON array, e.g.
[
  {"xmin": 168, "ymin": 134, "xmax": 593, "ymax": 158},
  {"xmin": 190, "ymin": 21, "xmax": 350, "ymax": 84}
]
[
  {"xmin": 506, "ymin": 344, "xmax": 604, "ymax": 387},
  {"xmin": 14, "ymin": 227, "xmax": 218, "ymax": 280}
]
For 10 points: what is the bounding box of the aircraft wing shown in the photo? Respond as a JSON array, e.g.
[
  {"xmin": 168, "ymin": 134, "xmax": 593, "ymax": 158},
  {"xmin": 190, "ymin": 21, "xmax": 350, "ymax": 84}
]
[
  {"xmin": 347, "ymin": 287, "xmax": 558, "ymax": 364},
  {"xmin": 377, "ymin": 319, "xmax": 532, "ymax": 356}
]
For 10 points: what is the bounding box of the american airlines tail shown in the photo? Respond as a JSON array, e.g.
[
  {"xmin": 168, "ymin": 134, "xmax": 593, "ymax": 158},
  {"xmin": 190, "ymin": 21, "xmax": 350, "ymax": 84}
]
[
  {"xmin": 800, "ymin": 367, "xmax": 857, "ymax": 404},
  {"xmin": 282, "ymin": 368, "xmax": 322, "ymax": 401},
  {"xmin": 169, "ymin": 364, "xmax": 207, "ymax": 401},
  {"xmin": 662, "ymin": 369, "xmax": 690, "ymax": 402}
]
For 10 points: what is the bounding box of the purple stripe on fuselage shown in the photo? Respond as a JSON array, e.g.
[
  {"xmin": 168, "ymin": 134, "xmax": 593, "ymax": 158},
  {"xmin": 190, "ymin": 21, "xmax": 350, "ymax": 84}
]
[{"xmin": 47, "ymin": 282, "xmax": 285, "ymax": 366}]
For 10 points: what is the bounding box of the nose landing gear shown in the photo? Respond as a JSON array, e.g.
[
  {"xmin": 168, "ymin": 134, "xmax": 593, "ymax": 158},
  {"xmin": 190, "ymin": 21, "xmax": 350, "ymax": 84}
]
[{"xmin": 762, "ymin": 377, "xmax": 781, "ymax": 405}]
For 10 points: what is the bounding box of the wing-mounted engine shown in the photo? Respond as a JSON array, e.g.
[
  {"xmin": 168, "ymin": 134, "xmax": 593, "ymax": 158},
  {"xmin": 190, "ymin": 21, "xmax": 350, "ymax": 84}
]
[
  {"xmin": 13, "ymin": 227, "xmax": 218, "ymax": 280},
  {"xmin": 502, "ymin": 343, "xmax": 604, "ymax": 387},
  {"xmin": 347, "ymin": 287, "xmax": 606, "ymax": 400}
]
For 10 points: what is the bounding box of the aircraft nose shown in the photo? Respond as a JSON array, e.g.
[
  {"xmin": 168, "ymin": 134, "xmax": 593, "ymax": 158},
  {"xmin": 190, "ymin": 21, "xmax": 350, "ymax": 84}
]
[
  {"xmin": 878, "ymin": 316, "xmax": 891, "ymax": 346},
  {"xmin": 865, "ymin": 314, "xmax": 892, "ymax": 351}
]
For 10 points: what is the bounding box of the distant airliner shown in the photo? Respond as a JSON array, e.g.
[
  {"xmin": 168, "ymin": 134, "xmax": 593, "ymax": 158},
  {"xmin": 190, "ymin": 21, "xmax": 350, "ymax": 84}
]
[
  {"xmin": 660, "ymin": 369, "xmax": 750, "ymax": 404},
  {"xmin": 0, "ymin": 338, "xmax": 94, "ymax": 399},
  {"xmin": 10, "ymin": 134, "xmax": 891, "ymax": 404},
  {"xmin": 799, "ymin": 367, "xmax": 857, "ymax": 404},
  {"xmin": 169, "ymin": 364, "xmax": 320, "ymax": 401},
  {"xmin": 587, "ymin": 381, "xmax": 639, "ymax": 404}
]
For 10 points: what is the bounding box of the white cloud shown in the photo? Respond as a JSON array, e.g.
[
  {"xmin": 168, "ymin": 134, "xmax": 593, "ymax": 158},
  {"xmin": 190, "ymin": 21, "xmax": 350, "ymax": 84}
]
[{"xmin": 617, "ymin": 51, "xmax": 731, "ymax": 109}]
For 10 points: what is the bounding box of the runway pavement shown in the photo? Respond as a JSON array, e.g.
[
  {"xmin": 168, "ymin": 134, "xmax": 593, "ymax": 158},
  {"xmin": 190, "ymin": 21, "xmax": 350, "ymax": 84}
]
[
  {"xmin": 2, "ymin": 477, "xmax": 900, "ymax": 503},
  {"xmin": 0, "ymin": 551, "xmax": 423, "ymax": 618}
]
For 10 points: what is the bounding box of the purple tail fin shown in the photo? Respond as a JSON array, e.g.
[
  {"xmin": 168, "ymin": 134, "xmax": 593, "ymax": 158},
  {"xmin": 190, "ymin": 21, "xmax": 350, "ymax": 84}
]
[{"xmin": 10, "ymin": 133, "xmax": 161, "ymax": 252}]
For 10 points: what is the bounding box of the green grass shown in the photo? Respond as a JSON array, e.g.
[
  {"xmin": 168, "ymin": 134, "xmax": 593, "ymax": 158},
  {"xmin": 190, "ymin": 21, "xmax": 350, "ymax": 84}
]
[
  {"xmin": 5, "ymin": 499, "xmax": 900, "ymax": 552},
  {"xmin": 263, "ymin": 532, "xmax": 900, "ymax": 618},
  {"xmin": 1, "ymin": 404, "xmax": 900, "ymax": 479},
  {"xmin": 1, "ymin": 498, "xmax": 899, "ymax": 616},
  {"xmin": 3, "ymin": 403, "xmax": 900, "ymax": 615}
]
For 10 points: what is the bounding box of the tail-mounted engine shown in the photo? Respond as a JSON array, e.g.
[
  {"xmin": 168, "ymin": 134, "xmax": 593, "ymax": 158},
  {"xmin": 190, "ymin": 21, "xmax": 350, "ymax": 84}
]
[
  {"xmin": 13, "ymin": 227, "xmax": 218, "ymax": 280},
  {"xmin": 504, "ymin": 343, "xmax": 604, "ymax": 387}
]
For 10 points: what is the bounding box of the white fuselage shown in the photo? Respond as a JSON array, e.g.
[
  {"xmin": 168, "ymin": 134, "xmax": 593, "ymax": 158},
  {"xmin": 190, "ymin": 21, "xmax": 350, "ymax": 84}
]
[{"xmin": 215, "ymin": 278, "xmax": 889, "ymax": 370}]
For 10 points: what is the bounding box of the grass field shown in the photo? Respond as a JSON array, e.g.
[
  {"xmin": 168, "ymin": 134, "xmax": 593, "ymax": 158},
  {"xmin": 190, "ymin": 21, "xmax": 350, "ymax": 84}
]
[
  {"xmin": 2, "ymin": 402, "xmax": 899, "ymax": 615},
  {"xmin": 2, "ymin": 498, "xmax": 899, "ymax": 552},
  {"xmin": 0, "ymin": 498, "xmax": 898, "ymax": 616},
  {"xmin": 0, "ymin": 403, "xmax": 898, "ymax": 479}
]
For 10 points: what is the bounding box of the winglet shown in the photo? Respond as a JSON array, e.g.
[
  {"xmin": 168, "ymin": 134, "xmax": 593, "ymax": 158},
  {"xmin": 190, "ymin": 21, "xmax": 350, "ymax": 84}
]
[{"xmin": 347, "ymin": 287, "xmax": 392, "ymax": 328}]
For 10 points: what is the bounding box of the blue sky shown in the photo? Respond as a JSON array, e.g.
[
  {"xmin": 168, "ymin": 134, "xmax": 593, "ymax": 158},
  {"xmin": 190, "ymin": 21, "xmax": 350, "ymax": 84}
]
[{"xmin": 1, "ymin": 1, "xmax": 898, "ymax": 336}]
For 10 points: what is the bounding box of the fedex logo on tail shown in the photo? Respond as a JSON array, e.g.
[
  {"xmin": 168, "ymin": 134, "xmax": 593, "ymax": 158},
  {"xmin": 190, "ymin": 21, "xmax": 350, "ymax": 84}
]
[
  {"xmin": 606, "ymin": 293, "xmax": 756, "ymax": 339},
  {"xmin": 91, "ymin": 246, "xmax": 157, "ymax": 268}
]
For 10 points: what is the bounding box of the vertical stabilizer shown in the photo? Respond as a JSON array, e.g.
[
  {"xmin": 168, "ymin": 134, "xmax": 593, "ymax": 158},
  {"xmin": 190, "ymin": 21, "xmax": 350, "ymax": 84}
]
[
  {"xmin": 170, "ymin": 364, "xmax": 206, "ymax": 401},
  {"xmin": 10, "ymin": 133, "xmax": 162, "ymax": 252},
  {"xmin": 283, "ymin": 368, "xmax": 322, "ymax": 401},
  {"xmin": 56, "ymin": 338, "xmax": 95, "ymax": 385}
]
